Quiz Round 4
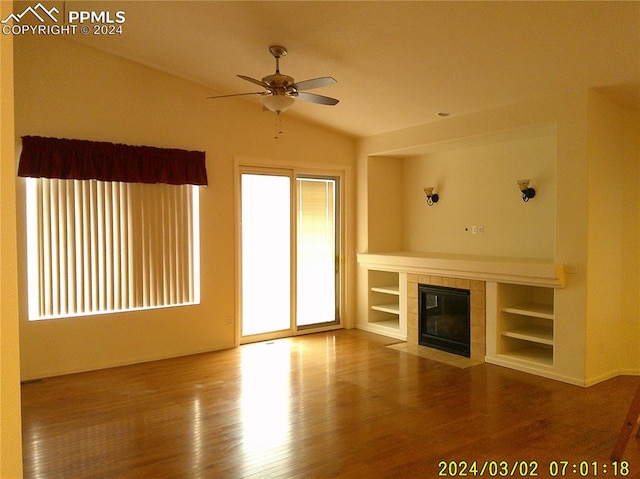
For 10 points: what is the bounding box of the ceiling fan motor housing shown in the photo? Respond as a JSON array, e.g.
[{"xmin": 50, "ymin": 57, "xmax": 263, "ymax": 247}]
[
  {"xmin": 262, "ymin": 73, "xmax": 296, "ymax": 95},
  {"xmin": 264, "ymin": 46, "xmax": 296, "ymax": 96}
]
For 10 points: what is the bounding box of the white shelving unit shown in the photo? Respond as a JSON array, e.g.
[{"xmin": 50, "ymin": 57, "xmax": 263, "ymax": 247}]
[
  {"xmin": 495, "ymin": 284, "xmax": 555, "ymax": 368},
  {"xmin": 363, "ymin": 270, "xmax": 406, "ymax": 340},
  {"xmin": 370, "ymin": 285, "xmax": 400, "ymax": 315}
]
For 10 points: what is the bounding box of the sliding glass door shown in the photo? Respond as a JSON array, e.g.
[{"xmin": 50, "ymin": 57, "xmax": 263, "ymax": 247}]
[
  {"xmin": 240, "ymin": 173, "xmax": 291, "ymax": 337},
  {"xmin": 239, "ymin": 169, "xmax": 341, "ymax": 342},
  {"xmin": 296, "ymin": 177, "xmax": 339, "ymax": 328}
]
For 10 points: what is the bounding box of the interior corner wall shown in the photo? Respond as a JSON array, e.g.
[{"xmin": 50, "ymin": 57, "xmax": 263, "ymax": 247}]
[
  {"xmin": 366, "ymin": 156, "xmax": 404, "ymax": 252},
  {"xmin": 0, "ymin": 0, "xmax": 24, "ymax": 475},
  {"xmin": 355, "ymin": 144, "xmax": 370, "ymax": 333},
  {"xmin": 584, "ymin": 92, "xmax": 630, "ymax": 384},
  {"xmin": 621, "ymin": 108, "xmax": 640, "ymax": 375},
  {"xmin": 14, "ymin": 35, "xmax": 355, "ymax": 380}
]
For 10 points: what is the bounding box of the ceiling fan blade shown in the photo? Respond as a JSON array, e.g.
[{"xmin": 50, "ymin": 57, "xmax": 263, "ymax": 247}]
[
  {"xmin": 296, "ymin": 91, "xmax": 339, "ymax": 106},
  {"xmin": 237, "ymin": 74, "xmax": 270, "ymax": 89},
  {"xmin": 207, "ymin": 92, "xmax": 264, "ymax": 99},
  {"xmin": 293, "ymin": 77, "xmax": 337, "ymax": 91}
]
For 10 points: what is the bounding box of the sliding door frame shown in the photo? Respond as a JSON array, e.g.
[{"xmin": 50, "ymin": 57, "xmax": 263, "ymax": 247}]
[
  {"xmin": 238, "ymin": 167, "xmax": 295, "ymax": 344},
  {"xmin": 234, "ymin": 159, "xmax": 346, "ymax": 346},
  {"xmin": 295, "ymin": 174, "xmax": 341, "ymax": 331}
]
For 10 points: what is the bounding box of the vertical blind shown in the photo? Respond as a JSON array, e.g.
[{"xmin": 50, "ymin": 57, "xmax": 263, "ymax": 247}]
[
  {"xmin": 27, "ymin": 178, "xmax": 199, "ymax": 318},
  {"xmin": 19, "ymin": 136, "xmax": 206, "ymax": 320}
]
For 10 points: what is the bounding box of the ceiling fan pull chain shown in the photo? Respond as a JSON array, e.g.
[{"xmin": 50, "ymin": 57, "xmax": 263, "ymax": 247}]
[{"xmin": 274, "ymin": 111, "xmax": 284, "ymax": 139}]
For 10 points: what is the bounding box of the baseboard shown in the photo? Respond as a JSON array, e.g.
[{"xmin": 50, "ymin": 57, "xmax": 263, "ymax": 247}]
[{"xmin": 585, "ymin": 368, "xmax": 640, "ymax": 387}]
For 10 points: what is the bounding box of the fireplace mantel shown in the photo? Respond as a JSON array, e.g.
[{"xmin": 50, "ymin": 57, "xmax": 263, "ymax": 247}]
[{"xmin": 357, "ymin": 251, "xmax": 564, "ymax": 288}]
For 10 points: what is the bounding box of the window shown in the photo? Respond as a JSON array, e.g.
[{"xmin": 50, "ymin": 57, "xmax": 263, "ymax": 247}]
[
  {"xmin": 26, "ymin": 178, "xmax": 200, "ymax": 320},
  {"xmin": 18, "ymin": 135, "xmax": 207, "ymax": 320}
]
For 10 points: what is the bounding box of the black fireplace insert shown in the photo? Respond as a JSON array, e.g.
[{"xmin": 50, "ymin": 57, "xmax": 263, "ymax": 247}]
[{"xmin": 418, "ymin": 284, "xmax": 470, "ymax": 358}]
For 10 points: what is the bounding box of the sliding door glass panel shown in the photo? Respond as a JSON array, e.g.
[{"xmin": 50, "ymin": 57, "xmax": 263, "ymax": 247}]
[
  {"xmin": 241, "ymin": 174, "xmax": 291, "ymax": 336},
  {"xmin": 296, "ymin": 177, "xmax": 338, "ymax": 327}
]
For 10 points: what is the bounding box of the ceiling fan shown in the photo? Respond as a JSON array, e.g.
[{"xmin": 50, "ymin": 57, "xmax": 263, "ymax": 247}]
[{"xmin": 207, "ymin": 45, "xmax": 339, "ymax": 113}]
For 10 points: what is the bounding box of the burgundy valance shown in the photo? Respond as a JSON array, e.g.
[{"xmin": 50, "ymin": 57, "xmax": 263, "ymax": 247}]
[{"xmin": 18, "ymin": 136, "xmax": 208, "ymax": 186}]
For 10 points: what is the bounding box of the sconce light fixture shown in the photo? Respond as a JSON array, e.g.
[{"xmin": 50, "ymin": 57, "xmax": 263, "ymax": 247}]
[
  {"xmin": 423, "ymin": 187, "xmax": 439, "ymax": 206},
  {"xmin": 517, "ymin": 179, "xmax": 536, "ymax": 202}
]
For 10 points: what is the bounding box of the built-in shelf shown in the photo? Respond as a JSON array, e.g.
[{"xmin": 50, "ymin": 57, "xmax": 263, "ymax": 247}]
[
  {"xmin": 362, "ymin": 270, "xmax": 405, "ymax": 340},
  {"xmin": 371, "ymin": 303, "xmax": 400, "ymax": 315},
  {"xmin": 502, "ymin": 325, "xmax": 553, "ymax": 346},
  {"xmin": 371, "ymin": 285, "xmax": 400, "ymax": 295},
  {"xmin": 496, "ymin": 346, "xmax": 554, "ymax": 367},
  {"xmin": 503, "ymin": 303, "xmax": 554, "ymax": 320},
  {"xmin": 491, "ymin": 283, "xmax": 555, "ymax": 370},
  {"xmin": 370, "ymin": 319, "xmax": 401, "ymax": 331}
]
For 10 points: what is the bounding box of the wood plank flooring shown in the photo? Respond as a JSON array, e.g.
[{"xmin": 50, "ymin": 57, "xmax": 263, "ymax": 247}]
[{"xmin": 21, "ymin": 330, "xmax": 640, "ymax": 478}]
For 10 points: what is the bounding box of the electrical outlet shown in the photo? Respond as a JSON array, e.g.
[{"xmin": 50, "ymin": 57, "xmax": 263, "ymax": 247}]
[
  {"xmin": 478, "ymin": 225, "xmax": 484, "ymax": 235},
  {"xmin": 472, "ymin": 225, "xmax": 478, "ymax": 235}
]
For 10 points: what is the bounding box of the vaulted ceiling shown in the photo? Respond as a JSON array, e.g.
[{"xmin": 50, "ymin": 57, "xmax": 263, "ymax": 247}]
[{"xmin": 68, "ymin": 1, "xmax": 640, "ymax": 138}]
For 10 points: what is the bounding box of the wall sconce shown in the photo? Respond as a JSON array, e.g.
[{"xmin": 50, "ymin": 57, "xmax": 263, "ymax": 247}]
[
  {"xmin": 517, "ymin": 179, "xmax": 536, "ymax": 202},
  {"xmin": 423, "ymin": 187, "xmax": 439, "ymax": 206}
]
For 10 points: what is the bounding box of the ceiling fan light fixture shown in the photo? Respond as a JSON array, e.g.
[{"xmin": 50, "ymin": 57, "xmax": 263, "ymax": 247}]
[{"xmin": 260, "ymin": 94, "xmax": 295, "ymax": 113}]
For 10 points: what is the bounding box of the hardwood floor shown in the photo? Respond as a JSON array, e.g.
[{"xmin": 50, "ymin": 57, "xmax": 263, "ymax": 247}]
[{"xmin": 21, "ymin": 330, "xmax": 640, "ymax": 478}]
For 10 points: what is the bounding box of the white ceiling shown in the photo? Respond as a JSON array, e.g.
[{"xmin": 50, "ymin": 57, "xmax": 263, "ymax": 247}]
[{"xmin": 67, "ymin": 1, "xmax": 640, "ymax": 138}]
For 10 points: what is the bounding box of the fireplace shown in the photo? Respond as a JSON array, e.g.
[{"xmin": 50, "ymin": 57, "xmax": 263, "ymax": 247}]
[{"xmin": 418, "ymin": 284, "xmax": 471, "ymax": 358}]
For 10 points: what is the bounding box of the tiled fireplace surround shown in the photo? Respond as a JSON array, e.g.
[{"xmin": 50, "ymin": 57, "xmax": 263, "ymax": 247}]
[{"xmin": 406, "ymin": 274, "xmax": 486, "ymax": 362}]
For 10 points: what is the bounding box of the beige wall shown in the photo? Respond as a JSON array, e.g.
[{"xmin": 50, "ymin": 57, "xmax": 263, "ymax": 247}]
[
  {"xmin": 400, "ymin": 126, "xmax": 556, "ymax": 259},
  {"xmin": 14, "ymin": 35, "xmax": 356, "ymax": 380},
  {"xmin": 1, "ymin": 0, "xmax": 24, "ymax": 476},
  {"xmin": 367, "ymin": 156, "xmax": 403, "ymax": 252},
  {"xmin": 583, "ymin": 92, "xmax": 640, "ymax": 383},
  {"xmin": 618, "ymin": 106, "xmax": 640, "ymax": 376},
  {"xmin": 365, "ymin": 124, "xmax": 557, "ymax": 261},
  {"xmin": 585, "ymin": 91, "xmax": 625, "ymax": 382}
]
